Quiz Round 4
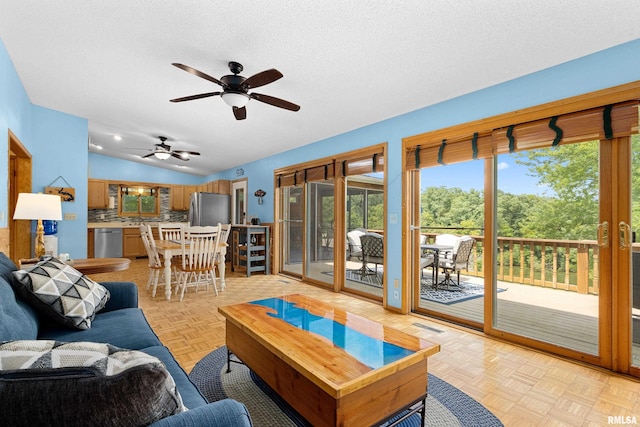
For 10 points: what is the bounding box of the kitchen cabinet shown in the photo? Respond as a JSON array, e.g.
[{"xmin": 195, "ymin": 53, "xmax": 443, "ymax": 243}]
[
  {"xmin": 231, "ymin": 225, "xmax": 270, "ymax": 276},
  {"xmin": 171, "ymin": 186, "xmax": 185, "ymax": 210},
  {"xmin": 211, "ymin": 180, "xmax": 230, "ymax": 195},
  {"xmin": 170, "ymin": 182, "xmax": 229, "ymax": 211},
  {"xmin": 88, "ymin": 179, "xmax": 109, "ymax": 209},
  {"xmin": 170, "ymin": 185, "xmax": 196, "ymax": 211},
  {"xmin": 122, "ymin": 227, "xmax": 145, "ymax": 258},
  {"xmin": 184, "ymin": 185, "xmax": 197, "ymax": 208}
]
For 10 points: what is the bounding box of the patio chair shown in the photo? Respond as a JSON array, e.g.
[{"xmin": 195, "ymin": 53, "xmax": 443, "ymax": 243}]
[
  {"xmin": 347, "ymin": 228, "xmax": 366, "ymax": 261},
  {"xmin": 437, "ymin": 235, "xmax": 475, "ymax": 290},
  {"xmin": 358, "ymin": 233, "xmax": 384, "ymax": 280},
  {"xmin": 419, "ymin": 235, "xmax": 436, "ymax": 279}
]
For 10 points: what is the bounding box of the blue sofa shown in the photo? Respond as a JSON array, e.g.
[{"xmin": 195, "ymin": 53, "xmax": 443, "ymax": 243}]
[{"xmin": 0, "ymin": 253, "xmax": 252, "ymax": 426}]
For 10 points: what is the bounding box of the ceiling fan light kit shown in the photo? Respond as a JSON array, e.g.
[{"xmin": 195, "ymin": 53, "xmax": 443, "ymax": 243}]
[
  {"xmin": 221, "ymin": 91, "xmax": 250, "ymax": 108},
  {"xmin": 139, "ymin": 136, "xmax": 201, "ymax": 162},
  {"xmin": 170, "ymin": 61, "xmax": 300, "ymax": 120}
]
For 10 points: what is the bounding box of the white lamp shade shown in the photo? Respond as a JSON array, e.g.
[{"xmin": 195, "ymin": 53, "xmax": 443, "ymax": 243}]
[
  {"xmin": 154, "ymin": 151, "xmax": 171, "ymax": 160},
  {"xmin": 221, "ymin": 92, "xmax": 249, "ymax": 108},
  {"xmin": 13, "ymin": 193, "xmax": 63, "ymax": 220}
]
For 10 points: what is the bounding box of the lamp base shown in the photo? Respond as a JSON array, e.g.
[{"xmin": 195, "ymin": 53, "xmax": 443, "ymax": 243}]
[{"xmin": 35, "ymin": 220, "xmax": 45, "ymax": 258}]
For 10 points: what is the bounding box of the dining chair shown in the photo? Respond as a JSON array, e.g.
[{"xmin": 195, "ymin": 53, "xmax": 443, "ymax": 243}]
[
  {"xmin": 139, "ymin": 224, "xmax": 164, "ymax": 297},
  {"xmin": 215, "ymin": 223, "xmax": 232, "ymax": 289},
  {"xmin": 175, "ymin": 224, "xmax": 222, "ymax": 301},
  {"xmin": 158, "ymin": 222, "xmax": 186, "ymax": 241},
  {"xmin": 437, "ymin": 235, "xmax": 475, "ymax": 290}
]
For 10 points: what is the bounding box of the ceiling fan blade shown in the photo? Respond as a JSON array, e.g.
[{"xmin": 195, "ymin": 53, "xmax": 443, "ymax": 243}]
[
  {"xmin": 141, "ymin": 153, "xmax": 155, "ymax": 159},
  {"xmin": 250, "ymin": 92, "xmax": 300, "ymax": 111},
  {"xmin": 173, "ymin": 150, "xmax": 201, "ymax": 156},
  {"xmin": 172, "ymin": 63, "xmax": 226, "ymax": 87},
  {"xmin": 170, "ymin": 92, "xmax": 221, "ymax": 103},
  {"xmin": 170, "ymin": 152, "xmax": 189, "ymax": 161},
  {"xmin": 242, "ymin": 69, "xmax": 283, "ymax": 89},
  {"xmin": 233, "ymin": 106, "xmax": 247, "ymax": 120}
]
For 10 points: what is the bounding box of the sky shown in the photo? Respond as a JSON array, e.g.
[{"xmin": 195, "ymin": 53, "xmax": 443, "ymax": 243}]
[{"xmin": 421, "ymin": 154, "xmax": 551, "ymax": 196}]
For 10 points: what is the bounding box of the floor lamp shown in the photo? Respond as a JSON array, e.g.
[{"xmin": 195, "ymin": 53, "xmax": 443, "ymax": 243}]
[{"xmin": 13, "ymin": 193, "xmax": 63, "ymax": 258}]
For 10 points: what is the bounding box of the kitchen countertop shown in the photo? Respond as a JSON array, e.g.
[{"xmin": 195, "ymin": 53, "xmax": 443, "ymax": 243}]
[{"xmin": 88, "ymin": 222, "xmax": 160, "ymax": 229}]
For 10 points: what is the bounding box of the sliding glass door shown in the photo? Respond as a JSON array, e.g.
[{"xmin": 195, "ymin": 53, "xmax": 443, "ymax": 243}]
[
  {"xmin": 274, "ymin": 145, "xmax": 386, "ymax": 300},
  {"xmin": 279, "ymin": 185, "xmax": 304, "ymax": 277},
  {"xmin": 494, "ymin": 142, "xmax": 601, "ymax": 356},
  {"xmin": 412, "ymin": 160, "xmax": 485, "ymax": 326},
  {"xmin": 344, "ymin": 175, "xmax": 384, "ymax": 299},
  {"xmin": 406, "ymin": 98, "xmax": 639, "ymax": 374},
  {"xmin": 305, "ymin": 181, "xmax": 334, "ymax": 286}
]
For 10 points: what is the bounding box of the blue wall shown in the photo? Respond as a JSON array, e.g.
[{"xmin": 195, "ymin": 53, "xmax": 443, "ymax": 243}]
[
  {"xmin": 4, "ymin": 36, "xmax": 640, "ymax": 308},
  {"xmin": 0, "ymin": 41, "xmax": 89, "ymax": 258}
]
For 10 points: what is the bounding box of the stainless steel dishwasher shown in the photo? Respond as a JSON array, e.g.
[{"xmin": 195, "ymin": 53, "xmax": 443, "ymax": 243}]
[{"xmin": 94, "ymin": 228, "xmax": 123, "ymax": 258}]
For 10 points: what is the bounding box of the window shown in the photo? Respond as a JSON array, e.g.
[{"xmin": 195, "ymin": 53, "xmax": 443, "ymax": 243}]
[{"xmin": 118, "ymin": 185, "xmax": 160, "ymax": 216}]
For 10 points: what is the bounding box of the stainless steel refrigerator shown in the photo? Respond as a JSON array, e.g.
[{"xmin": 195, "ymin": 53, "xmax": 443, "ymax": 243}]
[{"xmin": 188, "ymin": 192, "xmax": 231, "ymax": 226}]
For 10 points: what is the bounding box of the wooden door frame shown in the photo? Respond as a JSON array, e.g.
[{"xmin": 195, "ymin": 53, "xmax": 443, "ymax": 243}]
[{"xmin": 8, "ymin": 130, "xmax": 32, "ymax": 262}]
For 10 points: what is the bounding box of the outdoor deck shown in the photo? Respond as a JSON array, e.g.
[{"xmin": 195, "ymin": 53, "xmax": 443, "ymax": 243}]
[{"xmin": 287, "ymin": 260, "xmax": 640, "ymax": 366}]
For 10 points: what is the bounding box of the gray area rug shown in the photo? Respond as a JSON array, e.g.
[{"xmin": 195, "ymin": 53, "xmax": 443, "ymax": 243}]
[{"xmin": 189, "ymin": 346, "xmax": 503, "ymax": 427}]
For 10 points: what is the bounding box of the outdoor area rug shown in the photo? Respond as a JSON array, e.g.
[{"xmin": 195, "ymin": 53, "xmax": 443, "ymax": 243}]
[
  {"xmin": 324, "ymin": 269, "xmax": 384, "ymax": 287},
  {"xmin": 189, "ymin": 345, "xmax": 503, "ymax": 427},
  {"xmin": 420, "ymin": 278, "xmax": 506, "ymax": 305}
]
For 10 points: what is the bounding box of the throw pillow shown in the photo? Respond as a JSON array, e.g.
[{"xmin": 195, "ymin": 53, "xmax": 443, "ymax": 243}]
[
  {"xmin": 11, "ymin": 256, "xmax": 110, "ymax": 330},
  {"xmin": 0, "ymin": 340, "xmax": 186, "ymax": 426}
]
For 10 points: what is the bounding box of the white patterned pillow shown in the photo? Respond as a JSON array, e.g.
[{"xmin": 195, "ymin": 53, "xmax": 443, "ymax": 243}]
[
  {"xmin": 0, "ymin": 340, "xmax": 186, "ymax": 426},
  {"xmin": 11, "ymin": 256, "xmax": 110, "ymax": 330}
]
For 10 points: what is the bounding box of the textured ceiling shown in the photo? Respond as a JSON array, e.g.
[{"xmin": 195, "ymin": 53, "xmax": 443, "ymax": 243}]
[{"xmin": 1, "ymin": 1, "xmax": 640, "ymax": 176}]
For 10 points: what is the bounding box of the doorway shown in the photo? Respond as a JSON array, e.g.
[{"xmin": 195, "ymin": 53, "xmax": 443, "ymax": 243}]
[
  {"xmin": 8, "ymin": 130, "xmax": 32, "ymax": 262},
  {"xmin": 231, "ymin": 179, "xmax": 247, "ymax": 225}
]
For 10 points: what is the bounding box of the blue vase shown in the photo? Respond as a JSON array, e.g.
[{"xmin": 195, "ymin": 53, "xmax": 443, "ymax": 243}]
[{"xmin": 43, "ymin": 220, "xmax": 57, "ymax": 235}]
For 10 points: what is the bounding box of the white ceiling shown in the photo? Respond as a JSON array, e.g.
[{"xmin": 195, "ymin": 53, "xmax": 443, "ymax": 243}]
[{"xmin": 2, "ymin": 1, "xmax": 640, "ymax": 176}]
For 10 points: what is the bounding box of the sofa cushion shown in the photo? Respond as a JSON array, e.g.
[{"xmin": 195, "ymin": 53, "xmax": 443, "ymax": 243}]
[
  {"xmin": 38, "ymin": 307, "xmax": 162, "ymax": 350},
  {"xmin": 142, "ymin": 345, "xmax": 207, "ymax": 409},
  {"xmin": 0, "ymin": 340, "xmax": 186, "ymax": 427},
  {"xmin": 0, "ymin": 252, "xmax": 18, "ymax": 283},
  {"xmin": 11, "ymin": 257, "xmax": 110, "ymax": 330},
  {"xmin": 0, "ymin": 278, "xmax": 38, "ymax": 341}
]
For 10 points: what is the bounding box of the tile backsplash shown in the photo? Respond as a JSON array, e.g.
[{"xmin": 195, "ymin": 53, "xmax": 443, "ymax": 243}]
[{"xmin": 88, "ymin": 185, "xmax": 188, "ymax": 223}]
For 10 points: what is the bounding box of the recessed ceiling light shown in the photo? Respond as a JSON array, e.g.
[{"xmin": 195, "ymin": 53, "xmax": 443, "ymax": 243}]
[{"xmin": 113, "ymin": 135, "xmax": 122, "ymax": 141}]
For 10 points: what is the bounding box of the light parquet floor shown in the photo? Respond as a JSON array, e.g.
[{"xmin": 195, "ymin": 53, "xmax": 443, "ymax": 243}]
[{"xmin": 90, "ymin": 259, "xmax": 640, "ymax": 427}]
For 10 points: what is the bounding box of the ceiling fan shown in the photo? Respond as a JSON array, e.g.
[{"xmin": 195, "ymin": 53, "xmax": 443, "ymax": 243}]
[
  {"xmin": 170, "ymin": 61, "xmax": 300, "ymax": 120},
  {"xmin": 141, "ymin": 136, "xmax": 200, "ymax": 161}
]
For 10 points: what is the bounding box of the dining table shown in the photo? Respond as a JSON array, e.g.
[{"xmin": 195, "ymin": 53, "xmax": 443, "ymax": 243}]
[
  {"xmin": 420, "ymin": 244, "xmax": 453, "ymax": 286},
  {"xmin": 154, "ymin": 240, "xmax": 228, "ymax": 300}
]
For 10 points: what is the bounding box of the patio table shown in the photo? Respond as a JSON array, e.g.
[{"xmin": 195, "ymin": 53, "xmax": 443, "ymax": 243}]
[{"xmin": 420, "ymin": 244, "xmax": 453, "ymax": 286}]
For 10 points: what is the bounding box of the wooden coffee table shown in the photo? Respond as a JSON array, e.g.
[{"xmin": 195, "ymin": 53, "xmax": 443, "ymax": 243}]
[{"xmin": 218, "ymin": 294, "xmax": 440, "ymax": 427}]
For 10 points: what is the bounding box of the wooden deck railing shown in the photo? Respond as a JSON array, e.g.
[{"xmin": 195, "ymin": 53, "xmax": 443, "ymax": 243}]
[{"xmin": 421, "ymin": 233, "xmax": 616, "ymax": 295}]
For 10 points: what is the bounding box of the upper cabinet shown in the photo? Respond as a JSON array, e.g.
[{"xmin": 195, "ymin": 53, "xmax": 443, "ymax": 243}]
[
  {"xmin": 211, "ymin": 180, "xmax": 230, "ymax": 195},
  {"xmin": 88, "ymin": 179, "xmax": 109, "ymax": 209},
  {"xmin": 171, "ymin": 180, "xmax": 230, "ymax": 211}
]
